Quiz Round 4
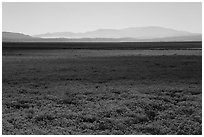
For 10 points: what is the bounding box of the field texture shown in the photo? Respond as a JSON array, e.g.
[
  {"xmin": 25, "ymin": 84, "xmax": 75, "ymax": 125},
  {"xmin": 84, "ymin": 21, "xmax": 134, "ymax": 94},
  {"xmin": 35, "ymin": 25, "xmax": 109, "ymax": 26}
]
[
  {"xmin": 2, "ymin": 41, "xmax": 202, "ymax": 50},
  {"xmin": 2, "ymin": 49, "xmax": 202, "ymax": 135}
]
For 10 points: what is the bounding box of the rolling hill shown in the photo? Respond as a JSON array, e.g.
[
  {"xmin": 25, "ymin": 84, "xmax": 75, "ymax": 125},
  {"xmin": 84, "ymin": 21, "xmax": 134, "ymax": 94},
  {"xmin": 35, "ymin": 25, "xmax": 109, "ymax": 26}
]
[{"xmin": 2, "ymin": 26, "xmax": 202, "ymax": 42}]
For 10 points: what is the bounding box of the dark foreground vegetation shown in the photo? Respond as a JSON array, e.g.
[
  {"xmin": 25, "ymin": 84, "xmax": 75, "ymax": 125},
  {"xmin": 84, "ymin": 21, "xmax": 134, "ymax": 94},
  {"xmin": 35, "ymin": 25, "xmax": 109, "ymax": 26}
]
[
  {"xmin": 2, "ymin": 41, "xmax": 202, "ymax": 50},
  {"xmin": 2, "ymin": 48, "xmax": 202, "ymax": 135}
]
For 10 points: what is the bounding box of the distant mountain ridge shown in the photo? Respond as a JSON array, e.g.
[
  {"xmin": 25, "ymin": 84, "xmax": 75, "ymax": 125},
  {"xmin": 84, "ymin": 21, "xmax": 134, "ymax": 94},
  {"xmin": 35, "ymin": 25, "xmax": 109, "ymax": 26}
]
[
  {"xmin": 2, "ymin": 32, "xmax": 41, "ymax": 42},
  {"xmin": 3, "ymin": 32, "xmax": 33, "ymax": 39},
  {"xmin": 2, "ymin": 26, "xmax": 202, "ymax": 42},
  {"xmin": 33, "ymin": 26, "xmax": 200, "ymax": 39}
]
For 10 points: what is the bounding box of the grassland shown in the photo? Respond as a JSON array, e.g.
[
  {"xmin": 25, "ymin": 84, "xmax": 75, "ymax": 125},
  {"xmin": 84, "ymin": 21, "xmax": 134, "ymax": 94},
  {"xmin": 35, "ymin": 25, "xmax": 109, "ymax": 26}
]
[
  {"xmin": 2, "ymin": 41, "xmax": 202, "ymax": 50},
  {"xmin": 2, "ymin": 46, "xmax": 202, "ymax": 134}
]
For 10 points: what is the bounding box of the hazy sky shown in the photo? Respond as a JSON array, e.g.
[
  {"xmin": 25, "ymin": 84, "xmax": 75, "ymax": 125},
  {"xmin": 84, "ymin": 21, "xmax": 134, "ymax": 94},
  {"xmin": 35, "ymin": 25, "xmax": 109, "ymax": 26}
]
[{"xmin": 2, "ymin": 2, "xmax": 202, "ymax": 35}]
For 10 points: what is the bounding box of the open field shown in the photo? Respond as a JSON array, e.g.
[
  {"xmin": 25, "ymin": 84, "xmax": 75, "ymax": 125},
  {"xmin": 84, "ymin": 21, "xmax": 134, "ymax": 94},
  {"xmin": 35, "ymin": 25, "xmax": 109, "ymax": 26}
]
[
  {"xmin": 2, "ymin": 48, "xmax": 202, "ymax": 135},
  {"xmin": 2, "ymin": 41, "xmax": 202, "ymax": 50}
]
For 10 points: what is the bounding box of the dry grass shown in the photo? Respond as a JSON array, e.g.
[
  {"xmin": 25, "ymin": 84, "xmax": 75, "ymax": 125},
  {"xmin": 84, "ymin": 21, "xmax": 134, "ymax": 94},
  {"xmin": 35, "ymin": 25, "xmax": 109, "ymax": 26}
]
[{"xmin": 2, "ymin": 49, "xmax": 202, "ymax": 135}]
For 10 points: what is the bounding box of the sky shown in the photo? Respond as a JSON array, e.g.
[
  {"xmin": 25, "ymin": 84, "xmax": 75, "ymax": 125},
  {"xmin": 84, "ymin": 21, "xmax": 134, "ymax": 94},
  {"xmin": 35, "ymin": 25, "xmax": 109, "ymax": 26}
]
[{"xmin": 2, "ymin": 2, "xmax": 202, "ymax": 35}]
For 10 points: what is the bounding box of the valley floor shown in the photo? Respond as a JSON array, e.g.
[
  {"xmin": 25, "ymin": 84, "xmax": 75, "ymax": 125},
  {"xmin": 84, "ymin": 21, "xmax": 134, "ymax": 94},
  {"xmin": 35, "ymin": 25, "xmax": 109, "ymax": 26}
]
[{"xmin": 2, "ymin": 49, "xmax": 202, "ymax": 135}]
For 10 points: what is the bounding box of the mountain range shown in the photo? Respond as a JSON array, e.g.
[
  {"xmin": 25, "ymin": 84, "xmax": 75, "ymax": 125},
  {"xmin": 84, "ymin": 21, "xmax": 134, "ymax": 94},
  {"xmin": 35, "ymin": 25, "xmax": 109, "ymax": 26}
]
[{"xmin": 2, "ymin": 26, "xmax": 202, "ymax": 42}]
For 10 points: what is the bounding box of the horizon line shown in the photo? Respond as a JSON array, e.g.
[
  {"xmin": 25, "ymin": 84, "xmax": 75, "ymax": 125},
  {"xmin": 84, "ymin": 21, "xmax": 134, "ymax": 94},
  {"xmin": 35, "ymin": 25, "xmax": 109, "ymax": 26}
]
[{"xmin": 3, "ymin": 25, "xmax": 202, "ymax": 36}]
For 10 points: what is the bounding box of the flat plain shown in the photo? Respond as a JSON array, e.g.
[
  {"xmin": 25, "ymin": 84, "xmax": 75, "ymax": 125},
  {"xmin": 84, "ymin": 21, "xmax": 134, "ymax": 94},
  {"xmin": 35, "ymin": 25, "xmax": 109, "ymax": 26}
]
[{"xmin": 2, "ymin": 42, "xmax": 202, "ymax": 135}]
